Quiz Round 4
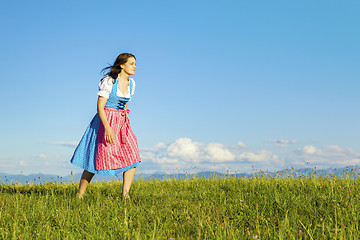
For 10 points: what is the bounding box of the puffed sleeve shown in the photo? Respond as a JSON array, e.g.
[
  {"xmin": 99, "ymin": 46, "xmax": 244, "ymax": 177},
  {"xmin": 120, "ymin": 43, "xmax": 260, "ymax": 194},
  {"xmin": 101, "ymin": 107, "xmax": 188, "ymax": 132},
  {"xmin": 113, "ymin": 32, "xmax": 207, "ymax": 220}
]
[
  {"xmin": 130, "ymin": 78, "xmax": 136, "ymax": 95},
  {"xmin": 98, "ymin": 76, "xmax": 113, "ymax": 98}
]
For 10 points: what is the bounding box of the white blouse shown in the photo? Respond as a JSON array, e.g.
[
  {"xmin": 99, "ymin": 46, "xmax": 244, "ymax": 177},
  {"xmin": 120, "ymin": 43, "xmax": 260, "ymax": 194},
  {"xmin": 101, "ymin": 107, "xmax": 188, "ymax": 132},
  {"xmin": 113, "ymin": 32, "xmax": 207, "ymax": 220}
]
[{"xmin": 97, "ymin": 76, "xmax": 135, "ymax": 99}]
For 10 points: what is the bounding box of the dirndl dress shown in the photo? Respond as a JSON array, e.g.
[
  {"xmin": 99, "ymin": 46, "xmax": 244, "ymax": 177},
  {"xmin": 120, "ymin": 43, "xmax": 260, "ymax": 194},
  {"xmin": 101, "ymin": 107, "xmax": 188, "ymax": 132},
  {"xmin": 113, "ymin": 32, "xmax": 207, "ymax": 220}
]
[{"xmin": 70, "ymin": 77, "xmax": 141, "ymax": 176}]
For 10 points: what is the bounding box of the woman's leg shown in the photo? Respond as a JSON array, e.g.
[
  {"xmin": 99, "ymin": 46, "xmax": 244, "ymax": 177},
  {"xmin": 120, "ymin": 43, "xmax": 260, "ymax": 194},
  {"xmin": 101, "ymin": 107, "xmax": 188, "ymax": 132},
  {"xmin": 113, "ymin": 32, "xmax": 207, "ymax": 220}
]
[
  {"xmin": 122, "ymin": 167, "xmax": 137, "ymax": 199},
  {"xmin": 77, "ymin": 170, "xmax": 95, "ymax": 199}
]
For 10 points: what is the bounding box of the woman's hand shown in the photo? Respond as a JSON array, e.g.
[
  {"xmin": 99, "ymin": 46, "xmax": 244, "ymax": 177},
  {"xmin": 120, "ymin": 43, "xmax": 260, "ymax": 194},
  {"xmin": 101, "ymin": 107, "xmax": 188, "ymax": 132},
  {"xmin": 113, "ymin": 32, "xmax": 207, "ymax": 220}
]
[
  {"xmin": 97, "ymin": 96, "xmax": 115, "ymax": 144},
  {"xmin": 104, "ymin": 126, "xmax": 115, "ymax": 144}
]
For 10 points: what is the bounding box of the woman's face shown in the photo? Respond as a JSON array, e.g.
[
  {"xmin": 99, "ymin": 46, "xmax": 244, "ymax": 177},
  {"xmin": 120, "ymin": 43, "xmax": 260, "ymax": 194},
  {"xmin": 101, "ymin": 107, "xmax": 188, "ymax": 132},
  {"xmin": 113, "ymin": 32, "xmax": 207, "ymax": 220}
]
[{"xmin": 121, "ymin": 57, "xmax": 136, "ymax": 76}]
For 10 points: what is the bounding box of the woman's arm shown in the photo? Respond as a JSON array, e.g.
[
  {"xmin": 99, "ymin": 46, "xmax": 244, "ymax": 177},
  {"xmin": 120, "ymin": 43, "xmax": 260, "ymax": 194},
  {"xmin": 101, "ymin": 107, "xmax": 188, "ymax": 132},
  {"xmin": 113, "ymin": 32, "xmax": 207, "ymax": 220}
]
[{"xmin": 97, "ymin": 96, "xmax": 115, "ymax": 144}]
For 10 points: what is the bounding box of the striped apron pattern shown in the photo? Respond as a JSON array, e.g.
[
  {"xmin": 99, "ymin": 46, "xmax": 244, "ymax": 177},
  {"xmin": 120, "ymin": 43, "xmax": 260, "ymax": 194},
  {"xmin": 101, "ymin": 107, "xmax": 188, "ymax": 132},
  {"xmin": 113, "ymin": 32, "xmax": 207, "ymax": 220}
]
[{"xmin": 96, "ymin": 108, "xmax": 141, "ymax": 170}]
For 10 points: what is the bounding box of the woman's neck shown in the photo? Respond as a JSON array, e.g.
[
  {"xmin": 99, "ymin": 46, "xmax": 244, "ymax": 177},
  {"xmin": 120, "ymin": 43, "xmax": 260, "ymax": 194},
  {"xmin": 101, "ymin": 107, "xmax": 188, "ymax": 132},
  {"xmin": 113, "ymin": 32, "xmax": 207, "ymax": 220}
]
[{"xmin": 117, "ymin": 72, "xmax": 129, "ymax": 81}]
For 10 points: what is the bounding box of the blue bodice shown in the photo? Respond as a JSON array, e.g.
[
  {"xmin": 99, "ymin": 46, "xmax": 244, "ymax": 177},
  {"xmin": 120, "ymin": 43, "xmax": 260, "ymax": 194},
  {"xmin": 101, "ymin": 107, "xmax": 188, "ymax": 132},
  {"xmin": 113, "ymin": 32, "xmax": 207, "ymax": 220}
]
[{"xmin": 105, "ymin": 78, "xmax": 133, "ymax": 110}]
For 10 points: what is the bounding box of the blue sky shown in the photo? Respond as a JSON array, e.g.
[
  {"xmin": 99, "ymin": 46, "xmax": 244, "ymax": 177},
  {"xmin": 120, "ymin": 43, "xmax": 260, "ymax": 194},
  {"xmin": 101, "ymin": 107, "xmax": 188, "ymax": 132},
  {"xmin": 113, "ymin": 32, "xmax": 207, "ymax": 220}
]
[{"xmin": 0, "ymin": 0, "xmax": 359, "ymax": 176}]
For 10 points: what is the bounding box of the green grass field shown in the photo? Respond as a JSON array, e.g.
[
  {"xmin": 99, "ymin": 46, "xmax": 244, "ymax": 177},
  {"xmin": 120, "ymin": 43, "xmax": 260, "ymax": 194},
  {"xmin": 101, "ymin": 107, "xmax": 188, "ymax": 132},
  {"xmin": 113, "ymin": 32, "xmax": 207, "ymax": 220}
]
[{"xmin": 1, "ymin": 170, "xmax": 359, "ymax": 239}]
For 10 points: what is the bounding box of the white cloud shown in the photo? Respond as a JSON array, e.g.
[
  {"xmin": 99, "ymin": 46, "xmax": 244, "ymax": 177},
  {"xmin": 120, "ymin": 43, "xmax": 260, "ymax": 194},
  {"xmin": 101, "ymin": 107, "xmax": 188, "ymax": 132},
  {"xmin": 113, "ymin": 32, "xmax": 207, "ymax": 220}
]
[
  {"xmin": 140, "ymin": 151, "xmax": 156, "ymax": 160},
  {"xmin": 237, "ymin": 150, "xmax": 278, "ymax": 163},
  {"xmin": 205, "ymin": 143, "xmax": 236, "ymax": 162},
  {"xmin": 323, "ymin": 145, "xmax": 354, "ymax": 154},
  {"xmin": 286, "ymin": 145, "xmax": 360, "ymax": 168},
  {"xmin": 155, "ymin": 142, "xmax": 167, "ymax": 149},
  {"xmin": 153, "ymin": 157, "xmax": 178, "ymax": 164},
  {"xmin": 167, "ymin": 138, "xmax": 202, "ymax": 160},
  {"xmin": 39, "ymin": 154, "xmax": 47, "ymax": 159},
  {"xmin": 237, "ymin": 141, "xmax": 247, "ymax": 148},
  {"xmin": 19, "ymin": 160, "xmax": 28, "ymax": 166},
  {"xmin": 324, "ymin": 145, "xmax": 343, "ymax": 151},
  {"xmin": 138, "ymin": 138, "xmax": 287, "ymax": 173},
  {"xmin": 269, "ymin": 139, "xmax": 297, "ymax": 147},
  {"xmin": 303, "ymin": 145, "xmax": 317, "ymax": 154}
]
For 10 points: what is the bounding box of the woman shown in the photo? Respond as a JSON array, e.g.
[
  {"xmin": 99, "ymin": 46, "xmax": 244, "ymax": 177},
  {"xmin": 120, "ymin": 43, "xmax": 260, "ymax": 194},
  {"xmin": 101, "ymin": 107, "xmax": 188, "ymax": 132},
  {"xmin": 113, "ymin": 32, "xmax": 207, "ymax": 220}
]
[{"xmin": 70, "ymin": 53, "xmax": 141, "ymax": 199}]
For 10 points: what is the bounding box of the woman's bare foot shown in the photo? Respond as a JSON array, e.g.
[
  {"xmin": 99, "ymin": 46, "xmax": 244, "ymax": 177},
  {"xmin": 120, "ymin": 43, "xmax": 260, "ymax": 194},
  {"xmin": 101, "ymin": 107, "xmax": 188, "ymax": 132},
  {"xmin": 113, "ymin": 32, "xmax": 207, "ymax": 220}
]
[{"xmin": 122, "ymin": 194, "xmax": 131, "ymax": 200}]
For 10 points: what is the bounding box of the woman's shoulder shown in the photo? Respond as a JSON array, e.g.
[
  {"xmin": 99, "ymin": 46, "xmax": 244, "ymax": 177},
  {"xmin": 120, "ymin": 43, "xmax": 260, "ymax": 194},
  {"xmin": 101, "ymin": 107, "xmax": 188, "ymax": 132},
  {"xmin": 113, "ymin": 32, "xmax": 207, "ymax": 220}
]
[
  {"xmin": 101, "ymin": 75, "xmax": 114, "ymax": 84},
  {"xmin": 99, "ymin": 75, "xmax": 114, "ymax": 87},
  {"xmin": 98, "ymin": 76, "xmax": 115, "ymax": 98}
]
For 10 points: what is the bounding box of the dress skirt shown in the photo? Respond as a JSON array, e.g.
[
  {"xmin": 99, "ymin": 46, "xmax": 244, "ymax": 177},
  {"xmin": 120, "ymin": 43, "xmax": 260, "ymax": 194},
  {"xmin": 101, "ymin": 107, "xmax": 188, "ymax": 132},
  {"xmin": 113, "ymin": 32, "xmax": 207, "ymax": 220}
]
[{"xmin": 70, "ymin": 107, "xmax": 141, "ymax": 176}]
